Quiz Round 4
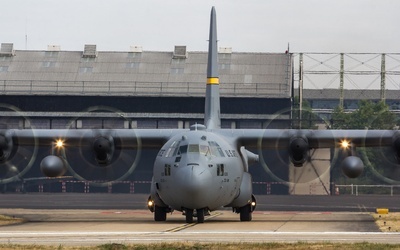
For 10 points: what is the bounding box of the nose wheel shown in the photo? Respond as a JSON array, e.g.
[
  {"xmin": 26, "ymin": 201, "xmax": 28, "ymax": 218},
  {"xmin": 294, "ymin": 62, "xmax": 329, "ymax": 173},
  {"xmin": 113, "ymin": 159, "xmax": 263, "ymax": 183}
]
[{"xmin": 185, "ymin": 208, "xmax": 205, "ymax": 223}]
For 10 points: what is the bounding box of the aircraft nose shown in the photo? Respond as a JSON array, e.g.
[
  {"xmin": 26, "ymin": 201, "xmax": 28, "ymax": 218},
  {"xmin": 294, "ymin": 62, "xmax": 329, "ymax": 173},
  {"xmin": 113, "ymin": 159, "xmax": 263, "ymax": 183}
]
[{"xmin": 175, "ymin": 164, "xmax": 213, "ymax": 208}]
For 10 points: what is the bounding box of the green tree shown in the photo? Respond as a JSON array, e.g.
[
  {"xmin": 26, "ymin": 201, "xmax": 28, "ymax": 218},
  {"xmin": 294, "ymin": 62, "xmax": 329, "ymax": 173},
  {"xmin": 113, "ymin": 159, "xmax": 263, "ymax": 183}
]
[
  {"xmin": 331, "ymin": 100, "xmax": 400, "ymax": 186},
  {"xmin": 331, "ymin": 100, "xmax": 396, "ymax": 130}
]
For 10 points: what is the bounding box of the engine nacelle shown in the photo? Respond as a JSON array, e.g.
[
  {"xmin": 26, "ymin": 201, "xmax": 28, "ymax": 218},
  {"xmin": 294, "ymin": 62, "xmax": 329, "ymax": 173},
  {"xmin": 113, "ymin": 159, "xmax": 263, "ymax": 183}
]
[
  {"xmin": 289, "ymin": 137, "xmax": 309, "ymax": 167},
  {"xmin": 341, "ymin": 156, "xmax": 364, "ymax": 178},
  {"xmin": 239, "ymin": 146, "xmax": 259, "ymax": 172},
  {"xmin": 93, "ymin": 136, "xmax": 114, "ymax": 165},
  {"xmin": 40, "ymin": 155, "xmax": 67, "ymax": 177},
  {"xmin": 0, "ymin": 134, "xmax": 12, "ymax": 163}
]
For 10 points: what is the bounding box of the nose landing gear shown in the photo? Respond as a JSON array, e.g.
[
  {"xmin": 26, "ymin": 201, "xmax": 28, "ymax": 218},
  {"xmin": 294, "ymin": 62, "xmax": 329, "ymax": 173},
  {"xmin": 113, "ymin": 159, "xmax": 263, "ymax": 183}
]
[{"xmin": 184, "ymin": 208, "xmax": 207, "ymax": 223}]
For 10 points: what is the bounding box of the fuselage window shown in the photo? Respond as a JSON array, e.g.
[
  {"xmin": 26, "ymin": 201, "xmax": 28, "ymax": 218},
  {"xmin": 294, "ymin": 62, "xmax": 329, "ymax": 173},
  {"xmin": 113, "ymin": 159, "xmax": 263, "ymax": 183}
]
[
  {"xmin": 217, "ymin": 164, "xmax": 225, "ymax": 176},
  {"xmin": 164, "ymin": 164, "xmax": 171, "ymax": 176}
]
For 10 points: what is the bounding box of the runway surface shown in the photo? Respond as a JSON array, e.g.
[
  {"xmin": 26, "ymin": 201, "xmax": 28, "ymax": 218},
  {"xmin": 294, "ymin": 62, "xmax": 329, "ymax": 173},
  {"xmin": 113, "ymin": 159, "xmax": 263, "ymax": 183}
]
[
  {"xmin": 0, "ymin": 194, "xmax": 400, "ymax": 245},
  {"xmin": 1, "ymin": 193, "xmax": 400, "ymax": 212}
]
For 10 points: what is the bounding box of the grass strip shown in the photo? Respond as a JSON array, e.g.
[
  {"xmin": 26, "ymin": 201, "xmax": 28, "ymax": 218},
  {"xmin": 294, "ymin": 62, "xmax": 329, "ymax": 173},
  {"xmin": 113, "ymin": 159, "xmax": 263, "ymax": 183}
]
[
  {"xmin": 0, "ymin": 215, "xmax": 24, "ymax": 226},
  {"xmin": 373, "ymin": 212, "xmax": 400, "ymax": 232},
  {"xmin": 1, "ymin": 242, "xmax": 400, "ymax": 250}
]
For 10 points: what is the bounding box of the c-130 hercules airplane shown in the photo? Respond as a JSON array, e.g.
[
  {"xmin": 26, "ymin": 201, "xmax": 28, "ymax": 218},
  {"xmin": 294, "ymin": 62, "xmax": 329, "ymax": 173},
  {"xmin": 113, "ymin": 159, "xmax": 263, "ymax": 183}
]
[{"xmin": 1, "ymin": 7, "xmax": 400, "ymax": 223}]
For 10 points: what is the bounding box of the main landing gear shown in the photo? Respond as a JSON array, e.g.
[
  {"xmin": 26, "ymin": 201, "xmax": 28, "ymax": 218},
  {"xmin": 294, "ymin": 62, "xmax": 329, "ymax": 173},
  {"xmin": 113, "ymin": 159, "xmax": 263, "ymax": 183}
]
[
  {"xmin": 147, "ymin": 196, "xmax": 171, "ymax": 221},
  {"xmin": 235, "ymin": 194, "xmax": 257, "ymax": 221},
  {"xmin": 154, "ymin": 205, "xmax": 167, "ymax": 221}
]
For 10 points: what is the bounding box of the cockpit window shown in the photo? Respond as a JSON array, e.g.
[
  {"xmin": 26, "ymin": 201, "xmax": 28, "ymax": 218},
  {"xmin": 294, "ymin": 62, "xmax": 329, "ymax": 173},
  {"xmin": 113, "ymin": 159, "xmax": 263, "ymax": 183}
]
[
  {"xmin": 188, "ymin": 144, "xmax": 199, "ymax": 153},
  {"xmin": 187, "ymin": 144, "xmax": 211, "ymax": 155},
  {"xmin": 208, "ymin": 141, "xmax": 225, "ymax": 157},
  {"xmin": 179, "ymin": 145, "xmax": 188, "ymax": 154},
  {"xmin": 165, "ymin": 141, "xmax": 180, "ymax": 157},
  {"xmin": 200, "ymin": 145, "xmax": 211, "ymax": 155}
]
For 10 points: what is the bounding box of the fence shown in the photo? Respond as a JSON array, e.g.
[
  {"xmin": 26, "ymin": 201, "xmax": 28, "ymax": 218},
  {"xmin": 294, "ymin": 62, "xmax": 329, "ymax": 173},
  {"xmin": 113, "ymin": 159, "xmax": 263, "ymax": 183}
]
[
  {"xmin": 0, "ymin": 80, "xmax": 289, "ymax": 97},
  {"xmin": 335, "ymin": 184, "xmax": 400, "ymax": 196},
  {"xmin": 31, "ymin": 180, "xmax": 287, "ymax": 194},
  {"xmin": 16, "ymin": 180, "xmax": 400, "ymax": 195}
]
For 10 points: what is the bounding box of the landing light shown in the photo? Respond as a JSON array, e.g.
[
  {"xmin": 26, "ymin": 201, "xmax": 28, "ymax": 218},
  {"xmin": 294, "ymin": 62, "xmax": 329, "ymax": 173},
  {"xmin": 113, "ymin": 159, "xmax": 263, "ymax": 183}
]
[
  {"xmin": 251, "ymin": 201, "xmax": 256, "ymax": 207},
  {"xmin": 55, "ymin": 140, "xmax": 64, "ymax": 148},
  {"xmin": 340, "ymin": 140, "xmax": 350, "ymax": 149},
  {"xmin": 148, "ymin": 200, "xmax": 154, "ymax": 207}
]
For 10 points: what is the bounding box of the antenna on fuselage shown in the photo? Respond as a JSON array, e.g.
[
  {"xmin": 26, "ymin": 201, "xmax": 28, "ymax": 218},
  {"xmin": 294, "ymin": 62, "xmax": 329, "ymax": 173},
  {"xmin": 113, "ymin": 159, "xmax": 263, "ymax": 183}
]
[{"xmin": 204, "ymin": 6, "xmax": 221, "ymax": 130}]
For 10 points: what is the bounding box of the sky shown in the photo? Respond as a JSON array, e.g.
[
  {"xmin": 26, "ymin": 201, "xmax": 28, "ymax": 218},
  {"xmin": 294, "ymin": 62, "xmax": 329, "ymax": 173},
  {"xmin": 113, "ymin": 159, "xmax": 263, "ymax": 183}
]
[{"xmin": 1, "ymin": 0, "xmax": 400, "ymax": 53}]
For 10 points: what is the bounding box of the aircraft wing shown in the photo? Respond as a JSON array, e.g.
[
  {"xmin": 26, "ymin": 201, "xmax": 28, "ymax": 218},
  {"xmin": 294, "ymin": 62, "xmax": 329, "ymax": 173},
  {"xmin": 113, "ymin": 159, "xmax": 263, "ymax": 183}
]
[
  {"xmin": 217, "ymin": 128, "xmax": 399, "ymax": 178},
  {"xmin": 218, "ymin": 129, "xmax": 397, "ymax": 149},
  {"xmin": 2, "ymin": 129, "xmax": 183, "ymax": 148},
  {"xmin": 0, "ymin": 128, "xmax": 184, "ymax": 181}
]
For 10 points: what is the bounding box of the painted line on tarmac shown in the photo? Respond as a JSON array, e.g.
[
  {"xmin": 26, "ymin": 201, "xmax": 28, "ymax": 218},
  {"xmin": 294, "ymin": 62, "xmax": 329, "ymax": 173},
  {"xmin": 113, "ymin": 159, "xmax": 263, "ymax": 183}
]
[
  {"xmin": 0, "ymin": 231, "xmax": 399, "ymax": 236},
  {"xmin": 165, "ymin": 212, "xmax": 223, "ymax": 233}
]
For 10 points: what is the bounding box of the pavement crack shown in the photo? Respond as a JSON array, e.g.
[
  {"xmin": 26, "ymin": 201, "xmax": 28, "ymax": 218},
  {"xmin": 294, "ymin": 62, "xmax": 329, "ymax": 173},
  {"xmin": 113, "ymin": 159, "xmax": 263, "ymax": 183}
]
[{"xmin": 274, "ymin": 214, "xmax": 296, "ymax": 232}]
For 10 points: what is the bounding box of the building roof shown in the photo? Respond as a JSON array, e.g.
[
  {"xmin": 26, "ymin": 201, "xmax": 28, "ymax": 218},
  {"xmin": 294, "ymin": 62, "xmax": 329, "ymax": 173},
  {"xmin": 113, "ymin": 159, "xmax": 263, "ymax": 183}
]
[{"xmin": 0, "ymin": 49, "xmax": 292, "ymax": 98}]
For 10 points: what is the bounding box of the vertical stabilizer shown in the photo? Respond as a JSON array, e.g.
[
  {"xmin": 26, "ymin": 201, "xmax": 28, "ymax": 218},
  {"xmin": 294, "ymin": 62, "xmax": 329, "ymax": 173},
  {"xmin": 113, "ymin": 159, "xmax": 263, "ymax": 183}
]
[{"xmin": 204, "ymin": 6, "xmax": 221, "ymax": 129}]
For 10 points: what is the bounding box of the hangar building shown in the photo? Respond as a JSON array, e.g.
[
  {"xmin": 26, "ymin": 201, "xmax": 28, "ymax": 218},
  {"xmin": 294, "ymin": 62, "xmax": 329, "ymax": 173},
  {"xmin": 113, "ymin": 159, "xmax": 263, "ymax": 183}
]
[{"xmin": 0, "ymin": 44, "xmax": 294, "ymax": 194}]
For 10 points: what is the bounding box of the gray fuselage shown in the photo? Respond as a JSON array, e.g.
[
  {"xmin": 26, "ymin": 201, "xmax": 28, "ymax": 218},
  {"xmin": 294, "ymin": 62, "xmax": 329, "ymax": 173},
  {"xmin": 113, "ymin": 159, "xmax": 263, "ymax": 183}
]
[{"xmin": 152, "ymin": 129, "xmax": 243, "ymax": 211}]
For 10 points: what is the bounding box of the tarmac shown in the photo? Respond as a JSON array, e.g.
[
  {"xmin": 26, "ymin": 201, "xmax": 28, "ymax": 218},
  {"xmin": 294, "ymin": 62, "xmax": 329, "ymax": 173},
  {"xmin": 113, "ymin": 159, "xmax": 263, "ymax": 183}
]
[{"xmin": 0, "ymin": 193, "xmax": 399, "ymax": 245}]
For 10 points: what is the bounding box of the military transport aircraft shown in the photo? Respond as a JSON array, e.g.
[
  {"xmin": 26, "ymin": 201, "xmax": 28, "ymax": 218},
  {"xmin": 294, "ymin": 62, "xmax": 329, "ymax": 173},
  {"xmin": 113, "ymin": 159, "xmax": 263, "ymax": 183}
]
[{"xmin": 1, "ymin": 7, "xmax": 400, "ymax": 223}]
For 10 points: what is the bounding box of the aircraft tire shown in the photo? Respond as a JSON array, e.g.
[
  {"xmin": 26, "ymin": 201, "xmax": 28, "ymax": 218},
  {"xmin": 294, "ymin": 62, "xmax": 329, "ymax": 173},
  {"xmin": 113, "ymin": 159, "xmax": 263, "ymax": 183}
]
[
  {"xmin": 240, "ymin": 204, "xmax": 252, "ymax": 221},
  {"xmin": 154, "ymin": 205, "xmax": 167, "ymax": 221},
  {"xmin": 185, "ymin": 209, "xmax": 194, "ymax": 223},
  {"xmin": 196, "ymin": 208, "xmax": 205, "ymax": 223}
]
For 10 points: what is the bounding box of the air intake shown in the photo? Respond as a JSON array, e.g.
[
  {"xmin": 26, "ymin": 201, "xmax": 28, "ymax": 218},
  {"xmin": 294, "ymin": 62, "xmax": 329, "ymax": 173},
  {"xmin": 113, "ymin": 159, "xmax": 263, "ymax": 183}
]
[
  {"xmin": 0, "ymin": 43, "xmax": 15, "ymax": 57},
  {"xmin": 173, "ymin": 46, "xmax": 187, "ymax": 59},
  {"xmin": 83, "ymin": 44, "xmax": 97, "ymax": 58}
]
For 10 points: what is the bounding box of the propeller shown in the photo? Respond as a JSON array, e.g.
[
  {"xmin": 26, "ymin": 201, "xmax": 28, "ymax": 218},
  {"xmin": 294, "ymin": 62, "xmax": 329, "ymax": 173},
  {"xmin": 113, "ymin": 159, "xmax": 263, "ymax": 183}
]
[
  {"xmin": 257, "ymin": 106, "xmax": 340, "ymax": 185},
  {"xmin": 0, "ymin": 104, "xmax": 38, "ymax": 185},
  {"xmin": 354, "ymin": 112, "xmax": 400, "ymax": 184},
  {"xmin": 58, "ymin": 106, "xmax": 142, "ymax": 187}
]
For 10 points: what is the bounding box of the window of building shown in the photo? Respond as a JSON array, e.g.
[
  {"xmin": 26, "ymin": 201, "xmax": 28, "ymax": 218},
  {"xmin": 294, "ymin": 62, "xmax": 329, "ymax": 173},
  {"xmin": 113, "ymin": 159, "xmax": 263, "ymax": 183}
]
[
  {"xmin": 79, "ymin": 67, "xmax": 93, "ymax": 73},
  {"xmin": 126, "ymin": 62, "xmax": 140, "ymax": 69},
  {"xmin": 42, "ymin": 61, "xmax": 56, "ymax": 68},
  {"xmin": 219, "ymin": 63, "xmax": 230, "ymax": 70},
  {"xmin": 0, "ymin": 66, "xmax": 8, "ymax": 72},
  {"xmin": 170, "ymin": 68, "xmax": 184, "ymax": 74}
]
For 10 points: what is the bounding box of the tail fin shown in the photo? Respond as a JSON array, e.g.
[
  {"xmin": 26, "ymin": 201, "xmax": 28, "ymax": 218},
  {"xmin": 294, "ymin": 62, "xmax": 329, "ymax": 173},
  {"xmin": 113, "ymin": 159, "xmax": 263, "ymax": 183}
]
[{"xmin": 204, "ymin": 6, "xmax": 221, "ymax": 129}]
